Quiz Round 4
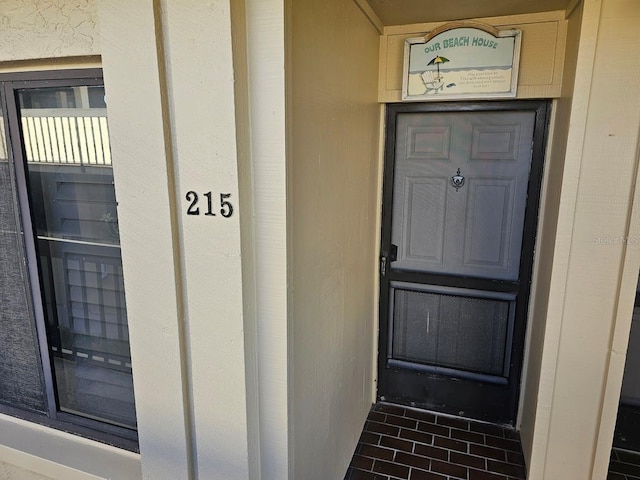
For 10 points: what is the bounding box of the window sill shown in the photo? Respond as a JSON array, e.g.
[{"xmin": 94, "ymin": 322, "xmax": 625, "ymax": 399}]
[{"xmin": 0, "ymin": 412, "xmax": 141, "ymax": 480}]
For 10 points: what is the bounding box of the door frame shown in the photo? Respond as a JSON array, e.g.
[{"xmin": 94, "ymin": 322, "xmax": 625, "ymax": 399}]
[{"xmin": 377, "ymin": 100, "xmax": 551, "ymax": 424}]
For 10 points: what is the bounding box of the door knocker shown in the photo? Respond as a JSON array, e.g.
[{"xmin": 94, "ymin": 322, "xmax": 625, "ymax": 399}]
[{"xmin": 451, "ymin": 168, "xmax": 465, "ymax": 191}]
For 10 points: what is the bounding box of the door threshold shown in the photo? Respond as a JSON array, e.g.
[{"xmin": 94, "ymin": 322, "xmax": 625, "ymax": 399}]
[{"xmin": 379, "ymin": 400, "xmax": 517, "ymax": 430}]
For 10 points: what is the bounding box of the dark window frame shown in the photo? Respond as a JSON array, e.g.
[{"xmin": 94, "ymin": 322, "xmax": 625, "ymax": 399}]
[{"xmin": 0, "ymin": 69, "xmax": 138, "ymax": 451}]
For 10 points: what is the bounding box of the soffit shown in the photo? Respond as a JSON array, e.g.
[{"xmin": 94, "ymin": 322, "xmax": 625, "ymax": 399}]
[{"xmin": 364, "ymin": 0, "xmax": 574, "ymax": 26}]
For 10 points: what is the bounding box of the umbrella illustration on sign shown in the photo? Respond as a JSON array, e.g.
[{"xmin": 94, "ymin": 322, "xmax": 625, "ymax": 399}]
[
  {"xmin": 428, "ymin": 55, "xmax": 450, "ymax": 80},
  {"xmin": 421, "ymin": 55, "xmax": 450, "ymax": 93}
]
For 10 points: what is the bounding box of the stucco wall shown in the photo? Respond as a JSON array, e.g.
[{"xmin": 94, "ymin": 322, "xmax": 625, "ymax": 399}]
[
  {"xmin": 288, "ymin": 0, "xmax": 381, "ymax": 478},
  {"xmin": 0, "ymin": 0, "xmax": 98, "ymax": 62}
]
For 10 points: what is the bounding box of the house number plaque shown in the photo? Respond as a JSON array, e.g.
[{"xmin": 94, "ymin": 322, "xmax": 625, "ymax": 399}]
[{"xmin": 185, "ymin": 191, "xmax": 234, "ymax": 218}]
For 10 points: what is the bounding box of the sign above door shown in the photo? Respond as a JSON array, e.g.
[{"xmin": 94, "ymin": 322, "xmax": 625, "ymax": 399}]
[{"xmin": 402, "ymin": 21, "xmax": 521, "ymax": 102}]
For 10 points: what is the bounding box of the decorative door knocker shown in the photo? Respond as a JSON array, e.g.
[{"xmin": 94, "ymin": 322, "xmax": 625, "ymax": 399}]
[{"xmin": 451, "ymin": 168, "xmax": 465, "ymax": 191}]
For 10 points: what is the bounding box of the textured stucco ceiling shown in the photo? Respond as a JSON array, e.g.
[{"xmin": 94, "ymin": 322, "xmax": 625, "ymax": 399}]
[{"xmin": 364, "ymin": 0, "xmax": 574, "ymax": 26}]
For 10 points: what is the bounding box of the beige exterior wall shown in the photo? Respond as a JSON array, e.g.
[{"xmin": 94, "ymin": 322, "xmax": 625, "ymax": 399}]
[
  {"xmin": 288, "ymin": 0, "xmax": 381, "ymax": 478},
  {"xmin": 588, "ymin": 5, "xmax": 640, "ymax": 477},
  {"xmin": 377, "ymin": 11, "xmax": 568, "ymax": 102},
  {"xmin": 523, "ymin": 0, "xmax": 640, "ymax": 478},
  {"xmin": 98, "ymin": 2, "xmax": 192, "ymax": 478},
  {"xmin": 243, "ymin": 0, "xmax": 289, "ymax": 477},
  {"xmin": 99, "ymin": 0, "xmax": 257, "ymax": 478},
  {"xmin": 519, "ymin": 0, "xmax": 584, "ymax": 466}
]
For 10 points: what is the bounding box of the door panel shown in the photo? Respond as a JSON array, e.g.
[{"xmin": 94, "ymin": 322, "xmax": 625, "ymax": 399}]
[
  {"xmin": 390, "ymin": 283, "xmax": 515, "ymax": 380},
  {"xmin": 462, "ymin": 178, "xmax": 516, "ymax": 274},
  {"xmin": 391, "ymin": 111, "xmax": 534, "ymax": 280},
  {"xmin": 379, "ymin": 101, "xmax": 548, "ymax": 424},
  {"xmin": 470, "ymin": 124, "xmax": 522, "ymax": 161},
  {"xmin": 402, "ymin": 177, "xmax": 448, "ymax": 266}
]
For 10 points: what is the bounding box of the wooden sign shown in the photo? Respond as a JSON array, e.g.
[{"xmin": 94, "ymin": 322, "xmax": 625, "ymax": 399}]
[{"xmin": 402, "ymin": 22, "xmax": 521, "ymax": 101}]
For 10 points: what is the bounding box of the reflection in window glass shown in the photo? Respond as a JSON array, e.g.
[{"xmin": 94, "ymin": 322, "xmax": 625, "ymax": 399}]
[{"xmin": 20, "ymin": 86, "xmax": 136, "ymax": 429}]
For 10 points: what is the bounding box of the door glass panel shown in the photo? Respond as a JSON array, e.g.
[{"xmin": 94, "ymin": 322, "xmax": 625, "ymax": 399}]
[
  {"xmin": 391, "ymin": 286, "xmax": 512, "ymax": 377},
  {"xmin": 19, "ymin": 86, "xmax": 136, "ymax": 429}
]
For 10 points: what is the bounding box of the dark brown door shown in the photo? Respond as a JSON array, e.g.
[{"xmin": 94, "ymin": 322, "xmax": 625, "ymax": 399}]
[{"xmin": 378, "ymin": 101, "xmax": 549, "ymax": 425}]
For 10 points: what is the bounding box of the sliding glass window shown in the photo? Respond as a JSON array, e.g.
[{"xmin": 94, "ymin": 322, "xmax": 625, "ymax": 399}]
[{"xmin": 0, "ymin": 71, "xmax": 136, "ymax": 447}]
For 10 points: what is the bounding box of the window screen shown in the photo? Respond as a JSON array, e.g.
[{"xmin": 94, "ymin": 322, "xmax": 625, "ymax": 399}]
[{"xmin": 391, "ymin": 287, "xmax": 512, "ymax": 377}]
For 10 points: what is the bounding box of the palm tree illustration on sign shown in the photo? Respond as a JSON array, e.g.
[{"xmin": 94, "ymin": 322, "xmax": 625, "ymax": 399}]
[{"xmin": 421, "ymin": 55, "xmax": 450, "ymax": 93}]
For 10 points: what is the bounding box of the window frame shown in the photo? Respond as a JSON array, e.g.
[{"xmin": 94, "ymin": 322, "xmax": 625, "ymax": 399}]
[{"xmin": 0, "ymin": 69, "xmax": 138, "ymax": 451}]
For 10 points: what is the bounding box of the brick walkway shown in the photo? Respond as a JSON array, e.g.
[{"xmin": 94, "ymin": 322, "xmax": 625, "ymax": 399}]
[
  {"xmin": 345, "ymin": 403, "xmax": 526, "ymax": 480},
  {"xmin": 346, "ymin": 403, "xmax": 640, "ymax": 480}
]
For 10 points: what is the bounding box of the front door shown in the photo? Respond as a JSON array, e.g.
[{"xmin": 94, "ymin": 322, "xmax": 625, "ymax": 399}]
[{"xmin": 378, "ymin": 101, "xmax": 549, "ymax": 425}]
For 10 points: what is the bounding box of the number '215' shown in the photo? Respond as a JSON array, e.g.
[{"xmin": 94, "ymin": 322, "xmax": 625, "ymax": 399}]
[{"xmin": 185, "ymin": 191, "xmax": 234, "ymax": 218}]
